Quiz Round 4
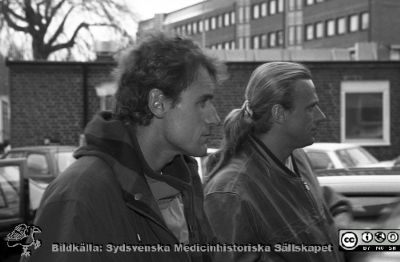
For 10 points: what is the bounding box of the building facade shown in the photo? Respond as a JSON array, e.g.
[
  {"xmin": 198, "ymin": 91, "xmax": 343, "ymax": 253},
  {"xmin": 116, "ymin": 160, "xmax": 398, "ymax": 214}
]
[{"xmin": 137, "ymin": 0, "xmax": 400, "ymax": 60}]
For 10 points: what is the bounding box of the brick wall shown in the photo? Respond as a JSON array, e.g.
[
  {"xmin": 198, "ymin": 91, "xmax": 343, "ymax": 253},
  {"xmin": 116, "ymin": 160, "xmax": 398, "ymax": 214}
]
[
  {"xmin": 7, "ymin": 61, "xmax": 400, "ymax": 160},
  {"xmin": 7, "ymin": 61, "xmax": 114, "ymax": 147}
]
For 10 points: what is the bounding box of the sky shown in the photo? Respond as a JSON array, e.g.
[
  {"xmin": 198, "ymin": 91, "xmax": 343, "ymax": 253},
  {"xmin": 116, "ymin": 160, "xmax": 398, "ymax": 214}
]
[{"xmin": 130, "ymin": 0, "xmax": 204, "ymax": 20}]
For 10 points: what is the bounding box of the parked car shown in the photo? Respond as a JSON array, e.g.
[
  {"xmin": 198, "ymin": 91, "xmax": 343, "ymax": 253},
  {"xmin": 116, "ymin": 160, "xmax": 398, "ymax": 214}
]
[
  {"xmin": 318, "ymin": 173, "xmax": 400, "ymax": 228},
  {"xmin": 0, "ymin": 146, "xmax": 77, "ymax": 259},
  {"xmin": 2, "ymin": 145, "xmax": 77, "ymax": 183},
  {"xmin": 303, "ymin": 143, "xmax": 395, "ymax": 171},
  {"xmin": 317, "ymin": 170, "xmax": 400, "ymax": 262},
  {"xmin": 0, "ymin": 159, "xmax": 41, "ymax": 258}
]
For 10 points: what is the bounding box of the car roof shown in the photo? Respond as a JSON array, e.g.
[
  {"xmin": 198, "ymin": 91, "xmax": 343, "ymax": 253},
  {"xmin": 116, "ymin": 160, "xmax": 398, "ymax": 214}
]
[
  {"xmin": 303, "ymin": 142, "xmax": 358, "ymax": 151},
  {"xmin": 7, "ymin": 145, "xmax": 76, "ymax": 153}
]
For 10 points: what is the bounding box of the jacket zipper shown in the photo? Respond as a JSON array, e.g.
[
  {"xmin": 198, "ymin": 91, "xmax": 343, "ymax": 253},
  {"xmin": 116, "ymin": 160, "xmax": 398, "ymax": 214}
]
[{"xmin": 126, "ymin": 202, "xmax": 192, "ymax": 261}]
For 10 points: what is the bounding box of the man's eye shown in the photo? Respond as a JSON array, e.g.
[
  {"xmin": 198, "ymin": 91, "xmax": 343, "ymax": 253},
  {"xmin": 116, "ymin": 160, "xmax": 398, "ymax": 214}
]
[{"xmin": 199, "ymin": 100, "xmax": 208, "ymax": 107}]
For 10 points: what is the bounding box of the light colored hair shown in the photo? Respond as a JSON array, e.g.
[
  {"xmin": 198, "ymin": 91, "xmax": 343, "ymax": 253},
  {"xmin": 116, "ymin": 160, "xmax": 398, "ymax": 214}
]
[{"xmin": 209, "ymin": 62, "xmax": 311, "ymax": 175}]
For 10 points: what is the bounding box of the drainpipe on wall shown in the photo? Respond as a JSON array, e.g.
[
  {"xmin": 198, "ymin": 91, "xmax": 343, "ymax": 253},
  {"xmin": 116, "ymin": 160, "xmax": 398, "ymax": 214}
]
[{"xmin": 82, "ymin": 64, "xmax": 89, "ymax": 130}]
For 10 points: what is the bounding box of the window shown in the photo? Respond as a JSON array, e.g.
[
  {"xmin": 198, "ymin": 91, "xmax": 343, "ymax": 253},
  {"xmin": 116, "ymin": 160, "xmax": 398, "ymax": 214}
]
[
  {"xmin": 56, "ymin": 152, "xmax": 75, "ymax": 173},
  {"xmin": 253, "ymin": 4, "xmax": 260, "ymax": 19},
  {"xmin": 27, "ymin": 154, "xmax": 49, "ymax": 175},
  {"xmin": 187, "ymin": 23, "xmax": 192, "ymax": 35},
  {"xmin": 305, "ymin": 24, "xmax": 314, "ymax": 40},
  {"xmin": 341, "ymin": 81, "xmax": 390, "ymax": 146},
  {"xmin": 336, "ymin": 147, "xmax": 378, "ymax": 168},
  {"xmin": 269, "ymin": 0, "xmax": 276, "ymax": 15},
  {"xmin": 361, "ymin": 12, "xmax": 369, "ymax": 30},
  {"xmin": 326, "ymin": 19, "xmax": 335, "ymax": 36},
  {"xmin": 224, "ymin": 13, "xmax": 230, "ymax": 26},
  {"xmin": 261, "ymin": 3, "xmax": 268, "ymax": 16},
  {"xmin": 349, "ymin": 14, "xmax": 359, "ymax": 32},
  {"xmin": 252, "ymin": 35, "xmax": 260, "ymax": 49},
  {"xmin": 230, "ymin": 11, "xmax": 236, "ymax": 24},
  {"xmin": 218, "ymin": 15, "xmax": 223, "ymax": 28},
  {"xmin": 217, "ymin": 43, "xmax": 223, "ymax": 50},
  {"xmin": 238, "ymin": 37, "xmax": 244, "ymax": 49},
  {"xmin": 306, "ymin": 0, "xmax": 314, "ymax": 5},
  {"xmin": 289, "ymin": 0, "xmax": 296, "ymax": 11},
  {"xmin": 289, "ymin": 26, "xmax": 296, "ymax": 45},
  {"xmin": 278, "ymin": 0, "xmax": 284, "ymax": 13},
  {"xmin": 307, "ymin": 152, "xmax": 334, "ymax": 170},
  {"xmin": 296, "ymin": 0, "xmax": 303, "ymax": 9},
  {"xmin": 224, "ymin": 42, "xmax": 230, "ymax": 50},
  {"xmin": 198, "ymin": 21, "xmax": 203, "ymax": 32},
  {"xmin": 296, "ymin": 25, "xmax": 302, "ymax": 44},
  {"xmin": 337, "ymin": 17, "xmax": 346, "ymax": 34},
  {"xmin": 175, "ymin": 27, "xmax": 181, "ymax": 35},
  {"xmin": 390, "ymin": 46, "xmax": 400, "ymax": 60},
  {"xmin": 230, "ymin": 40, "xmax": 236, "ymax": 49},
  {"xmin": 245, "ymin": 37, "xmax": 250, "ymax": 49},
  {"xmin": 315, "ymin": 22, "xmax": 324, "ymax": 38},
  {"xmin": 204, "ymin": 19, "xmax": 209, "ymax": 31},
  {"xmin": 192, "ymin": 22, "xmax": 197, "ymax": 34},
  {"xmin": 277, "ymin": 30, "xmax": 284, "ymax": 46},
  {"xmin": 238, "ymin": 7, "xmax": 244, "ymax": 23},
  {"xmin": 261, "ymin": 34, "xmax": 268, "ymax": 48},
  {"xmin": 0, "ymin": 166, "xmax": 22, "ymax": 219},
  {"xmin": 245, "ymin": 6, "xmax": 251, "ymax": 22},
  {"xmin": 211, "ymin": 17, "xmax": 216, "ymax": 30},
  {"xmin": 269, "ymin": 32, "xmax": 276, "ymax": 47}
]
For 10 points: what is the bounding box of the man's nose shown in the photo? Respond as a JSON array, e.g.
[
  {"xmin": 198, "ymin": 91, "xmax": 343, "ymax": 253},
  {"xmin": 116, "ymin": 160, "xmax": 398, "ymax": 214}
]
[
  {"xmin": 205, "ymin": 104, "xmax": 221, "ymax": 125},
  {"xmin": 315, "ymin": 106, "xmax": 326, "ymax": 122}
]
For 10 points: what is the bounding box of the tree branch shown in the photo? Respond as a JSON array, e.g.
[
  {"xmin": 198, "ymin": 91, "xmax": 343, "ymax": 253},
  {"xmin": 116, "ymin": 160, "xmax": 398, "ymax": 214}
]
[
  {"xmin": 46, "ymin": 6, "xmax": 75, "ymax": 46},
  {"xmin": 47, "ymin": 22, "xmax": 89, "ymax": 53},
  {"xmin": 1, "ymin": 3, "xmax": 30, "ymax": 32},
  {"xmin": 2, "ymin": 0, "xmax": 27, "ymax": 21},
  {"xmin": 48, "ymin": 22, "xmax": 116, "ymax": 54},
  {"xmin": 46, "ymin": 0, "xmax": 67, "ymax": 22}
]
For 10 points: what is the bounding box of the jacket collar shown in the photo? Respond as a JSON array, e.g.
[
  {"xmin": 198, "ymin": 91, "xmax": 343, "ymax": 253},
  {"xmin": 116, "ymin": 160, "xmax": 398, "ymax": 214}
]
[
  {"xmin": 247, "ymin": 135, "xmax": 300, "ymax": 177},
  {"xmin": 74, "ymin": 112, "xmax": 196, "ymax": 224}
]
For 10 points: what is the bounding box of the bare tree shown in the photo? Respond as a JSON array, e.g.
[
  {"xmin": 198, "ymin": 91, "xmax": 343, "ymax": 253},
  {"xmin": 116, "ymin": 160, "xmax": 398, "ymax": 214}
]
[{"xmin": 0, "ymin": 0, "xmax": 138, "ymax": 60}]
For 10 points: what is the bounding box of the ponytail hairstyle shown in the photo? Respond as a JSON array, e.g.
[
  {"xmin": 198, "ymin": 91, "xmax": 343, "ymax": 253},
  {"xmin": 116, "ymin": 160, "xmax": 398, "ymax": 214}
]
[{"xmin": 209, "ymin": 62, "xmax": 311, "ymax": 175}]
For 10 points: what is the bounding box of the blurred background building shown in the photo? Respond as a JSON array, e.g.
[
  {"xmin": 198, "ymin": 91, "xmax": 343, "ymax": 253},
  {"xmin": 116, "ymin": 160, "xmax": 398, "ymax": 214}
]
[{"xmin": 137, "ymin": 0, "xmax": 400, "ymax": 60}]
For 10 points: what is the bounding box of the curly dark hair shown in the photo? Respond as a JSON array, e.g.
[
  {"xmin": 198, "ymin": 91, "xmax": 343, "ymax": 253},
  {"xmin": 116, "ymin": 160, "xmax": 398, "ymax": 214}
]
[{"xmin": 113, "ymin": 33, "xmax": 222, "ymax": 126}]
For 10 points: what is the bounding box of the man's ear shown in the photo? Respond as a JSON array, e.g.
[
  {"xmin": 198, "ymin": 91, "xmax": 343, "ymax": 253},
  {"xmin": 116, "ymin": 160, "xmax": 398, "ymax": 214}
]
[
  {"xmin": 271, "ymin": 104, "xmax": 286, "ymax": 124},
  {"xmin": 148, "ymin": 88, "xmax": 169, "ymax": 118}
]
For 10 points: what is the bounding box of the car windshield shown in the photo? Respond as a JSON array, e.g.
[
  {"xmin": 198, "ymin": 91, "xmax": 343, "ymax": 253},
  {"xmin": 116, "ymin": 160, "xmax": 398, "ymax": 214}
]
[
  {"xmin": 336, "ymin": 147, "xmax": 379, "ymax": 168},
  {"xmin": 56, "ymin": 152, "xmax": 76, "ymax": 173}
]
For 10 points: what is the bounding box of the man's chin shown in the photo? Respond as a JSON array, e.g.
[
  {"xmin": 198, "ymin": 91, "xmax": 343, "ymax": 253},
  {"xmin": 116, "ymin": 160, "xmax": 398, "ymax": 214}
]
[
  {"xmin": 300, "ymin": 138, "xmax": 315, "ymax": 148},
  {"xmin": 184, "ymin": 145, "xmax": 208, "ymax": 157}
]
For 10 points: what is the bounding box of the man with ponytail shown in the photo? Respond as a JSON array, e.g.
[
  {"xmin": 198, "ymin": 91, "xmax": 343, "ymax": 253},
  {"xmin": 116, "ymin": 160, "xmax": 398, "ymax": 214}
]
[{"xmin": 204, "ymin": 62, "xmax": 349, "ymax": 261}]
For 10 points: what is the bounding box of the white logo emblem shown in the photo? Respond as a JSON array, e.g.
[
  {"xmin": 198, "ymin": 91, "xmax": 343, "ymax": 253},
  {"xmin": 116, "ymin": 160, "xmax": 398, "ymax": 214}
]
[{"xmin": 341, "ymin": 232, "xmax": 358, "ymax": 250}]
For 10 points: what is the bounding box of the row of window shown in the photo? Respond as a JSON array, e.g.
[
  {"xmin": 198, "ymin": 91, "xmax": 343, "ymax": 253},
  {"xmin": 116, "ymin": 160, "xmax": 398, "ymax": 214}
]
[
  {"xmin": 208, "ymin": 41, "xmax": 236, "ymax": 50},
  {"xmin": 175, "ymin": 11, "xmax": 235, "ymax": 36},
  {"xmin": 305, "ymin": 12, "xmax": 369, "ymax": 41},
  {"xmin": 305, "ymin": 0, "xmax": 326, "ymax": 6},
  {"xmin": 208, "ymin": 30, "xmax": 284, "ymax": 50},
  {"xmin": 251, "ymin": 0, "xmax": 284, "ymax": 19},
  {"xmin": 252, "ymin": 30, "xmax": 284, "ymax": 49}
]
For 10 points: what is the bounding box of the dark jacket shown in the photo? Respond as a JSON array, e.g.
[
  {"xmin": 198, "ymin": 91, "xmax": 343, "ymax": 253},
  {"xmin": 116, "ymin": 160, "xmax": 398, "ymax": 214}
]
[
  {"xmin": 23, "ymin": 112, "xmax": 215, "ymax": 262},
  {"xmin": 204, "ymin": 136, "xmax": 345, "ymax": 262}
]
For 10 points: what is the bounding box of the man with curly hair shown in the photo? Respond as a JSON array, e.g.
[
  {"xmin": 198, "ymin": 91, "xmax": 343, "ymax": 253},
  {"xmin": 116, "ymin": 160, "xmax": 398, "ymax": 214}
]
[{"xmin": 25, "ymin": 34, "xmax": 222, "ymax": 262}]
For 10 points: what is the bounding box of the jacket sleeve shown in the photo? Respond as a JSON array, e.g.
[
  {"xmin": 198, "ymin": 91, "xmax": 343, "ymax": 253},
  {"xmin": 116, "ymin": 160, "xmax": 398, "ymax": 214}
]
[
  {"xmin": 21, "ymin": 200, "xmax": 99, "ymax": 262},
  {"xmin": 204, "ymin": 192, "xmax": 286, "ymax": 262}
]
